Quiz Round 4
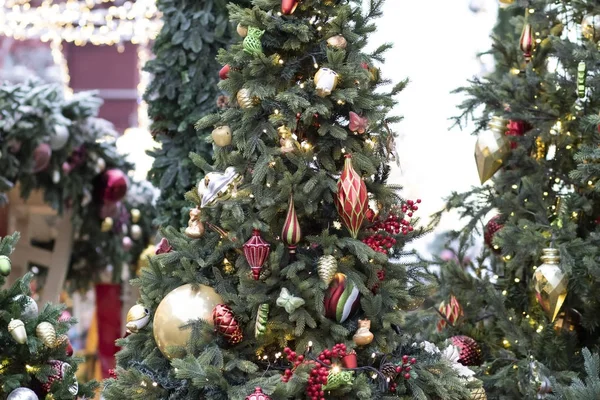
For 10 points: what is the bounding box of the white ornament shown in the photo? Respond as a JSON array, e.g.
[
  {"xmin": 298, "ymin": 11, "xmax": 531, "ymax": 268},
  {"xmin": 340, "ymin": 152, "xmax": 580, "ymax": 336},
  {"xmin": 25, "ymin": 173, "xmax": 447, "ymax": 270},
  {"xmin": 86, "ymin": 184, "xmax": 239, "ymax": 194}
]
[
  {"xmin": 13, "ymin": 295, "xmax": 38, "ymax": 320},
  {"xmin": 49, "ymin": 124, "xmax": 69, "ymax": 150},
  {"xmin": 130, "ymin": 224, "xmax": 142, "ymax": 240},
  {"xmin": 51, "ymin": 170, "xmax": 60, "ymax": 184},
  {"xmin": 7, "ymin": 388, "xmax": 39, "ymax": 400},
  {"xmin": 95, "ymin": 157, "xmax": 106, "ymax": 173}
]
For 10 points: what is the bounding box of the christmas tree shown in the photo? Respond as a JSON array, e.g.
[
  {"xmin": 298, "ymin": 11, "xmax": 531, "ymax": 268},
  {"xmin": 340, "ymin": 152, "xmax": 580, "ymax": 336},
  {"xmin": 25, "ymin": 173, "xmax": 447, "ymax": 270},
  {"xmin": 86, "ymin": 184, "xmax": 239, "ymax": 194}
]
[
  {"xmin": 104, "ymin": 0, "xmax": 475, "ymax": 399},
  {"xmin": 145, "ymin": 0, "xmax": 249, "ymax": 228},
  {"xmin": 420, "ymin": 0, "xmax": 600, "ymax": 397},
  {"xmin": 0, "ymin": 232, "xmax": 96, "ymax": 400}
]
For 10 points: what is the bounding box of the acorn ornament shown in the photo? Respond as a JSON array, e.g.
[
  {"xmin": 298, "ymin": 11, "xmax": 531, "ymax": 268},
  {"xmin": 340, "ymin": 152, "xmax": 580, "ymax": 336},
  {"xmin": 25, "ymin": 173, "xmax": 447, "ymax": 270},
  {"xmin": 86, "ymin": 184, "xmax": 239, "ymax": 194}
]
[
  {"xmin": 212, "ymin": 126, "xmax": 232, "ymax": 147},
  {"xmin": 281, "ymin": 0, "xmax": 299, "ymax": 14},
  {"xmin": 36, "ymin": 321, "xmax": 57, "ymax": 348},
  {"xmin": 101, "ymin": 217, "xmax": 114, "ymax": 232},
  {"xmin": 317, "ymin": 255, "xmax": 337, "ymax": 285},
  {"xmin": 0, "ymin": 255, "xmax": 11, "ymax": 276},
  {"xmin": 314, "ymin": 67, "xmax": 340, "ymax": 97},
  {"xmin": 353, "ymin": 319, "xmax": 374, "ymax": 346},
  {"xmin": 8, "ymin": 319, "xmax": 27, "ymax": 344},
  {"xmin": 255, "ymin": 304, "xmax": 269, "ymax": 338},
  {"xmin": 131, "ymin": 208, "xmax": 141, "ymax": 223},
  {"xmin": 185, "ymin": 207, "xmax": 205, "ymax": 239},
  {"xmin": 126, "ymin": 304, "xmax": 150, "ymax": 333}
]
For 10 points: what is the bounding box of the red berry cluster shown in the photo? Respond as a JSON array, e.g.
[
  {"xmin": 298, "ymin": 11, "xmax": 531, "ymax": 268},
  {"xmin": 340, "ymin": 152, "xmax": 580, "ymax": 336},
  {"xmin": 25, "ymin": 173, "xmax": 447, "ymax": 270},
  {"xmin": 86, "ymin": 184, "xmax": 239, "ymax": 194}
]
[
  {"xmin": 371, "ymin": 269, "xmax": 386, "ymax": 292},
  {"xmin": 363, "ymin": 199, "xmax": 421, "ymax": 254},
  {"xmin": 388, "ymin": 356, "xmax": 417, "ymax": 393},
  {"xmin": 306, "ymin": 344, "xmax": 348, "ymax": 400},
  {"xmin": 108, "ymin": 368, "xmax": 117, "ymax": 379},
  {"xmin": 281, "ymin": 347, "xmax": 306, "ymax": 383},
  {"xmin": 363, "ymin": 233, "xmax": 397, "ymax": 254}
]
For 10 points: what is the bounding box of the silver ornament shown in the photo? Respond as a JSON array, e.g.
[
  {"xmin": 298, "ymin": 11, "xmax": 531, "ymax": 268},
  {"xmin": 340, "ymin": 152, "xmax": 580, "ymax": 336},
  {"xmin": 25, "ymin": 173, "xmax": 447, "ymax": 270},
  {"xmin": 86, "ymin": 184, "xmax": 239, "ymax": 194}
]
[
  {"xmin": 7, "ymin": 388, "xmax": 39, "ymax": 400},
  {"xmin": 49, "ymin": 124, "xmax": 69, "ymax": 150},
  {"xmin": 13, "ymin": 295, "xmax": 38, "ymax": 320}
]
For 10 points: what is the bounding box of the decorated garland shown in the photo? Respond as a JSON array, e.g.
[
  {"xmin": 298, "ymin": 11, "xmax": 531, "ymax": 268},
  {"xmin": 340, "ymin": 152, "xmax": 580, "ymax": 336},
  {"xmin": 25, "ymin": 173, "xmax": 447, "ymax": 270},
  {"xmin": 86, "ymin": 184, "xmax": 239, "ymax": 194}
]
[{"xmin": 0, "ymin": 80, "xmax": 156, "ymax": 288}]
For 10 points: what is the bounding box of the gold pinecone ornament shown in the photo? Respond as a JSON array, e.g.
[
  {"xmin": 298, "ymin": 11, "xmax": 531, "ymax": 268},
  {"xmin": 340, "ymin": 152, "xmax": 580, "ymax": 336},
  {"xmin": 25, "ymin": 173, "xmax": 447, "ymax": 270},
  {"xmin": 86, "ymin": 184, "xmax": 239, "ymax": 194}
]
[
  {"xmin": 317, "ymin": 255, "xmax": 337, "ymax": 285},
  {"xmin": 470, "ymin": 387, "xmax": 487, "ymax": 400}
]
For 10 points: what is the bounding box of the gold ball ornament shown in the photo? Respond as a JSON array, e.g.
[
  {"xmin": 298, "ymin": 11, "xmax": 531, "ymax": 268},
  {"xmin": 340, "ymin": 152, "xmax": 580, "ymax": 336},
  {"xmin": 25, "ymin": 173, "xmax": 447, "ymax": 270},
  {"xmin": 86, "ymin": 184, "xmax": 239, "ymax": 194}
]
[
  {"xmin": 101, "ymin": 217, "xmax": 114, "ymax": 233},
  {"xmin": 131, "ymin": 208, "xmax": 141, "ymax": 223},
  {"xmin": 126, "ymin": 304, "xmax": 150, "ymax": 333},
  {"xmin": 237, "ymin": 88, "xmax": 259, "ymax": 109},
  {"xmin": 352, "ymin": 319, "xmax": 374, "ymax": 346},
  {"xmin": 153, "ymin": 283, "xmax": 223, "ymax": 359},
  {"xmin": 237, "ymin": 23, "xmax": 248, "ymax": 37},
  {"xmin": 326, "ymin": 35, "xmax": 347, "ymax": 49},
  {"xmin": 582, "ymin": 14, "xmax": 600, "ymax": 42},
  {"xmin": 36, "ymin": 321, "xmax": 57, "ymax": 348},
  {"xmin": 137, "ymin": 244, "xmax": 157, "ymax": 275},
  {"xmin": 314, "ymin": 68, "xmax": 340, "ymax": 97},
  {"xmin": 0, "ymin": 255, "xmax": 11, "ymax": 276},
  {"xmin": 211, "ymin": 126, "xmax": 233, "ymax": 147},
  {"xmin": 8, "ymin": 319, "xmax": 27, "ymax": 344}
]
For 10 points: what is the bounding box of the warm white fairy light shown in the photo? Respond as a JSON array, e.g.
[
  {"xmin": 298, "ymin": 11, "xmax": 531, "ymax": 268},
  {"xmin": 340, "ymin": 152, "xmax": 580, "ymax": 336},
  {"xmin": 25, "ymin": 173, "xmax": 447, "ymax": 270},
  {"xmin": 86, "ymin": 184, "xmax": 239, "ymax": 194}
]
[{"xmin": 50, "ymin": 38, "xmax": 72, "ymax": 96}]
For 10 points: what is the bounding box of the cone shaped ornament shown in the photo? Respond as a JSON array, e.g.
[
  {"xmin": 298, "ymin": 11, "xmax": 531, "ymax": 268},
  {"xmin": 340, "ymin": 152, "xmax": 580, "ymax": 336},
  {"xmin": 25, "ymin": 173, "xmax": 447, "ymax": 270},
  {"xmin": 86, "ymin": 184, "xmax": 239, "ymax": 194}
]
[
  {"xmin": 533, "ymin": 248, "xmax": 568, "ymax": 322},
  {"xmin": 475, "ymin": 116, "xmax": 510, "ymax": 184},
  {"xmin": 282, "ymin": 195, "xmax": 301, "ymax": 254},
  {"xmin": 335, "ymin": 154, "xmax": 368, "ymax": 238},
  {"xmin": 212, "ymin": 304, "xmax": 243, "ymax": 344},
  {"xmin": 244, "ymin": 230, "xmax": 271, "ymax": 280},
  {"xmin": 318, "ymin": 255, "xmax": 338, "ymax": 285},
  {"xmin": 520, "ymin": 23, "xmax": 534, "ymax": 62}
]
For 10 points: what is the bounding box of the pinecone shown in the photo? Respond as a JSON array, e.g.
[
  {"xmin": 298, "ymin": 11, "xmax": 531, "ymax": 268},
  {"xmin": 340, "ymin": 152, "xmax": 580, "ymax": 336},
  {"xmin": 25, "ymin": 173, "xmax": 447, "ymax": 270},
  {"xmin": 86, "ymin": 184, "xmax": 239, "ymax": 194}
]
[
  {"xmin": 212, "ymin": 304, "xmax": 243, "ymax": 344},
  {"xmin": 450, "ymin": 335, "xmax": 482, "ymax": 366},
  {"xmin": 484, "ymin": 216, "xmax": 503, "ymax": 253},
  {"xmin": 318, "ymin": 255, "xmax": 337, "ymax": 285},
  {"xmin": 380, "ymin": 363, "xmax": 398, "ymax": 380},
  {"xmin": 470, "ymin": 387, "xmax": 487, "ymax": 400}
]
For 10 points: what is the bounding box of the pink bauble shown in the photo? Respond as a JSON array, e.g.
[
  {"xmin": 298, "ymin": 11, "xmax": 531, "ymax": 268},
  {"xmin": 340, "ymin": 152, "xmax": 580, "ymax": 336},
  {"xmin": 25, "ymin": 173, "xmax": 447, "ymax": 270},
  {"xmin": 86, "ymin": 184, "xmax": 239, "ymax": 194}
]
[
  {"xmin": 98, "ymin": 169, "xmax": 129, "ymax": 203},
  {"xmin": 59, "ymin": 310, "xmax": 71, "ymax": 322},
  {"xmin": 33, "ymin": 143, "xmax": 52, "ymax": 173},
  {"xmin": 440, "ymin": 249, "xmax": 456, "ymax": 262},
  {"xmin": 122, "ymin": 236, "xmax": 133, "ymax": 251}
]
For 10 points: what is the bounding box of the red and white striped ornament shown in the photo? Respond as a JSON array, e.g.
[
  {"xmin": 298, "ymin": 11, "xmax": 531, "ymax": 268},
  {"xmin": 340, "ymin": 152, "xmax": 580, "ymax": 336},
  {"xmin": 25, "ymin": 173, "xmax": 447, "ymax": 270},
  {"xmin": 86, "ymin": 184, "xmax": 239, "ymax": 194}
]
[
  {"xmin": 282, "ymin": 194, "xmax": 301, "ymax": 254},
  {"xmin": 243, "ymin": 230, "xmax": 270, "ymax": 280},
  {"xmin": 335, "ymin": 154, "xmax": 368, "ymax": 238}
]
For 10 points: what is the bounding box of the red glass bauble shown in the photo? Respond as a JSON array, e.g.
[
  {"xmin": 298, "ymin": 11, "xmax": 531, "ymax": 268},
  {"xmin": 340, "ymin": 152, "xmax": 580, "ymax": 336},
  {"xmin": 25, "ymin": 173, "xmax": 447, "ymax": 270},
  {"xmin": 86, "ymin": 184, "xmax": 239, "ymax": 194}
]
[
  {"xmin": 98, "ymin": 169, "xmax": 129, "ymax": 203},
  {"xmin": 281, "ymin": 0, "xmax": 299, "ymax": 15}
]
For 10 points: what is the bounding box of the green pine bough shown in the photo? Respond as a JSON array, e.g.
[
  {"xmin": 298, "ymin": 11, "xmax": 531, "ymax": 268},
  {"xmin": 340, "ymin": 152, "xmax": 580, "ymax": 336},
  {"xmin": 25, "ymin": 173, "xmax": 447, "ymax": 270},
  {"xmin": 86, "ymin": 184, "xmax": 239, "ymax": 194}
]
[
  {"xmin": 105, "ymin": 0, "xmax": 473, "ymax": 399},
  {"xmin": 413, "ymin": 1, "xmax": 600, "ymax": 398},
  {"xmin": 0, "ymin": 81, "xmax": 156, "ymax": 289}
]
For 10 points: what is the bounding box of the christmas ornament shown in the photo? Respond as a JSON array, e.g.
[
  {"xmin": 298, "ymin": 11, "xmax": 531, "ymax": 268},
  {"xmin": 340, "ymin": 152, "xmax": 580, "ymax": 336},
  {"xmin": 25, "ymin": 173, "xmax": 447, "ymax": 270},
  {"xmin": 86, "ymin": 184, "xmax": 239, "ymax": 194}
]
[
  {"xmin": 8, "ymin": 319, "xmax": 27, "ymax": 344},
  {"xmin": 255, "ymin": 304, "xmax": 269, "ymax": 338},
  {"xmin": 36, "ymin": 321, "xmax": 57, "ymax": 348},
  {"xmin": 281, "ymin": 0, "xmax": 299, "ymax": 14},
  {"xmin": 49, "ymin": 124, "xmax": 69, "ymax": 150},
  {"xmin": 327, "ymin": 35, "xmax": 347, "ymax": 49},
  {"xmin": 155, "ymin": 238, "xmax": 172, "ymax": 254},
  {"xmin": 450, "ymin": 335, "xmax": 482, "ymax": 366},
  {"xmin": 381, "ymin": 363, "xmax": 398, "ymax": 380},
  {"xmin": 81, "ymin": 188, "xmax": 92, "ymax": 206},
  {"xmin": 58, "ymin": 334, "xmax": 73, "ymax": 356},
  {"xmin": 324, "ymin": 273, "xmax": 360, "ymax": 323},
  {"xmin": 577, "ymin": 61, "xmax": 586, "ymax": 98},
  {"xmin": 243, "ymin": 27, "xmax": 264, "ymax": 56},
  {"xmin": 98, "ymin": 169, "xmax": 129, "ymax": 203},
  {"xmin": 212, "ymin": 304, "xmax": 243, "ymax": 344},
  {"xmin": 349, "ymin": 111, "xmax": 368, "ymax": 134},
  {"xmin": 199, "ymin": 167, "xmax": 243, "ymax": 208},
  {"xmin": 42, "ymin": 360, "xmax": 78, "ymax": 395},
  {"xmin": 317, "ymin": 255, "xmax": 337, "ymax": 285},
  {"xmin": 520, "ymin": 23, "xmax": 533, "ymax": 62},
  {"xmin": 130, "ymin": 224, "xmax": 142, "ymax": 240},
  {"xmin": 184, "ymin": 207, "xmax": 205, "ymax": 239},
  {"xmin": 7, "ymin": 388, "xmax": 38, "ymax": 400},
  {"xmin": 51, "ymin": 170, "xmax": 60, "ymax": 183},
  {"xmin": 505, "ymin": 120, "xmax": 531, "ymax": 149},
  {"xmin": 533, "ymin": 247, "xmax": 568, "ymax": 322},
  {"xmin": 243, "ymin": 229, "xmax": 270, "ymax": 280},
  {"xmin": 153, "ymin": 283, "xmax": 223, "ymax": 359},
  {"xmin": 246, "ymin": 387, "xmax": 271, "ymax": 400},
  {"xmin": 94, "ymin": 157, "xmax": 106, "ymax": 173},
  {"xmin": 282, "ymin": 194, "xmax": 302, "ymax": 254},
  {"xmin": 237, "ymin": 88, "xmax": 257, "ymax": 109},
  {"xmin": 137, "ymin": 244, "xmax": 157, "ymax": 274},
  {"xmin": 122, "ymin": 236, "xmax": 133, "ymax": 251},
  {"xmin": 219, "ymin": 64, "xmax": 230, "ymax": 80},
  {"xmin": 352, "ymin": 318, "xmax": 374, "ymax": 345},
  {"xmin": 470, "ymin": 387, "xmax": 487, "ymax": 400},
  {"xmin": 126, "ymin": 304, "xmax": 150, "ymax": 333},
  {"xmin": 314, "ymin": 67, "xmax": 339, "ymax": 97},
  {"xmin": 14, "ymin": 295, "xmax": 38, "ymax": 320},
  {"xmin": 335, "ymin": 154, "xmax": 368, "ymax": 238},
  {"xmin": 474, "ymin": 116, "xmax": 510, "ymax": 183},
  {"xmin": 322, "ymin": 370, "xmax": 354, "ymax": 391},
  {"xmin": 131, "ymin": 208, "xmax": 141, "ymax": 223},
  {"xmin": 101, "ymin": 217, "xmax": 114, "ymax": 232},
  {"xmin": 554, "ymin": 308, "xmax": 582, "ymax": 333},
  {"xmin": 484, "ymin": 215, "xmax": 503, "ymax": 253},
  {"xmin": 212, "ymin": 126, "xmax": 232, "ymax": 147},
  {"xmin": 276, "ymin": 287, "xmax": 305, "ymax": 314},
  {"xmin": 33, "ymin": 143, "xmax": 52, "ymax": 173},
  {"xmin": 0, "ymin": 255, "xmax": 11, "ymax": 276},
  {"xmin": 223, "ymin": 258, "xmax": 235, "ymax": 274},
  {"xmin": 437, "ymin": 295, "xmax": 463, "ymax": 331},
  {"xmin": 582, "ymin": 14, "xmax": 600, "ymax": 42},
  {"xmin": 237, "ymin": 23, "xmax": 248, "ymax": 37}
]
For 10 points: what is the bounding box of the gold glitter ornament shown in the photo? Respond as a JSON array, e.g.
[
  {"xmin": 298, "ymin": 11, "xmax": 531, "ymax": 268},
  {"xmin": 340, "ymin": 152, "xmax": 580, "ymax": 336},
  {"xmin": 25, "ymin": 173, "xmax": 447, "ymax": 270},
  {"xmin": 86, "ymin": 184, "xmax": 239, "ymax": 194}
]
[
  {"xmin": 237, "ymin": 88, "xmax": 258, "ymax": 109},
  {"xmin": 36, "ymin": 321, "xmax": 57, "ymax": 348},
  {"xmin": 533, "ymin": 248, "xmax": 568, "ymax": 322},
  {"xmin": 474, "ymin": 116, "xmax": 510, "ymax": 183}
]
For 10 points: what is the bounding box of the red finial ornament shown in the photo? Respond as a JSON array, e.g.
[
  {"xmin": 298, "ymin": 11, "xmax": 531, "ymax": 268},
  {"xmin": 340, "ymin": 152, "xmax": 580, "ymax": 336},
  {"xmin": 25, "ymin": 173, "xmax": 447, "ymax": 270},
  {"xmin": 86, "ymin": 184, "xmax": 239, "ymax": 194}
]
[
  {"xmin": 335, "ymin": 154, "xmax": 368, "ymax": 238},
  {"xmin": 246, "ymin": 387, "xmax": 272, "ymax": 400},
  {"xmin": 520, "ymin": 23, "xmax": 533, "ymax": 62},
  {"xmin": 281, "ymin": 0, "xmax": 299, "ymax": 15},
  {"xmin": 282, "ymin": 194, "xmax": 302, "ymax": 254},
  {"xmin": 243, "ymin": 230, "xmax": 271, "ymax": 280}
]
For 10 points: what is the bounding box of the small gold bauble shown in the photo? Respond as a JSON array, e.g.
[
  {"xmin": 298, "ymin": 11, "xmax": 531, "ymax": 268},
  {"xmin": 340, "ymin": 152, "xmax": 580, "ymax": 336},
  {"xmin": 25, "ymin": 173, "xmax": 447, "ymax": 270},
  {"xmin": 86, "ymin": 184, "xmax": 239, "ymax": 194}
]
[
  {"xmin": 131, "ymin": 208, "xmax": 141, "ymax": 223},
  {"xmin": 137, "ymin": 244, "xmax": 157, "ymax": 275},
  {"xmin": 126, "ymin": 304, "xmax": 150, "ymax": 333},
  {"xmin": 237, "ymin": 88, "xmax": 258, "ymax": 109},
  {"xmin": 237, "ymin": 23, "xmax": 248, "ymax": 37},
  {"xmin": 101, "ymin": 217, "xmax": 113, "ymax": 233},
  {"xmin": 153, "ymin": 283, "xmax": 223, "ymax": 359},
  {"xmin": 352, "ymin": 319, "xmax": 374, "ymax": 346},
  {"xmin": 326, "ymin": 35, "xmax": 347, "ymax": 49},
  {"xmin": 211, "ymin": 126, "xmax": 233, "ymax": 147},
  {"xmin": 8, "ymin": 319, "xmax": 27, "ymax": 344},
  {"xmin": 36, "ymin": 321, "xmax": 57, "ymax": 348}
]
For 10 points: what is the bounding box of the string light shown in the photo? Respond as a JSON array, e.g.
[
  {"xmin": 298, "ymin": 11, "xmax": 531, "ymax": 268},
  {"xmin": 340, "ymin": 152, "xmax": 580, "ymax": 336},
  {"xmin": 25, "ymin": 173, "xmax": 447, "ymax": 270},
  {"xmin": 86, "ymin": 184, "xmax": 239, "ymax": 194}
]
[{"xmin": 137, "ymin": 44, "xmax": 151, "ymax": 130}]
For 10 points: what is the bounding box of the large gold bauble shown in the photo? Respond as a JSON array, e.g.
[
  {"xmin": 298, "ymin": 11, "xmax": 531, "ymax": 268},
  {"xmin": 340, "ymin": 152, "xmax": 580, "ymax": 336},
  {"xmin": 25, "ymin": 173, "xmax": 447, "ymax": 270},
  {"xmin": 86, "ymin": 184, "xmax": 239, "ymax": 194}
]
[
  {"xmin": 153, "ymin": 283, "xmax": 223, "ymax": 359},
  {"xmin": 582, "ymin": 14, "xmax": 600, "ymax": 42}
]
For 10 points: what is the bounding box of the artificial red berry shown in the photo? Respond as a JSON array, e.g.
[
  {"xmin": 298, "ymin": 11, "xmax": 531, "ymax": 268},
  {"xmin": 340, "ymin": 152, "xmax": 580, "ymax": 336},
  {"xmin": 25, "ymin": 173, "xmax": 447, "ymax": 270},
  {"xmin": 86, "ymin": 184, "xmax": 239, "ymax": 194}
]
[
  {"xmin": 402, "ymin": 355, "xmax": 409, "ymax": 363},
  {"xmin": 404, "ymin": 366, "xmax": 411, "ymax": 372},
  {"xmin": 404, "ymin": 373, "xmax": 411, "ymax": 379},
  {"xmin": 410, "ymin": 357, "xmax": 417, "ymax": 364}
]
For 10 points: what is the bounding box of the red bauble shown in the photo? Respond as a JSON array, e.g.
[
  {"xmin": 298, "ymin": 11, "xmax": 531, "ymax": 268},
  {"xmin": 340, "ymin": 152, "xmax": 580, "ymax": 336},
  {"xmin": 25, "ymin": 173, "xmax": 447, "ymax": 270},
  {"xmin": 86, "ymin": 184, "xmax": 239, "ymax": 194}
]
[
  {"xmin": 281, "ymin": 0, "xmax": 299, "ymax": 14},
  {"xmin": 246, "ymin": 387, "xmax": 272, "ymax": 400},
  {"xmin": 282, "ymin": 194, "xmax": 302, "ymax": 254},
  {"xmin": 450, "ymin": 335, "xmax": 482, "ymax": 366},
  {"xmin": 505, "ymin": 120, "xmax": 532, "ymax": 149},
  {"xmin": 219, "ymin": 64, "xmax": 230, "ymax": 80},
  {"xmin": 41, "ymin": 360, "xmax": 78, "ymax": 395},
  {"xmin": 335, "ymin": 154, "xmax": 368, "ymax": 239},
  {"xmin": 243, "ymin": 230, "xmax": 271, "ymax": 280},
  {"xmin": 484, "ymin": 216, "xmax": 503, "ymax": 253},
  {"xmin": 212, "ymin": 304, "xmax": 243, "ymax": 344},
  {"xmin": 98, "ymin": 169, "xmax": 129, "ymax": 203},
  {"xmin": 65, "ymin": 340, "xmax": 74, "ymax": 357},
  {"xmin": 33, "ymin": 143, "xmax": 52, "ymax": 173}
]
